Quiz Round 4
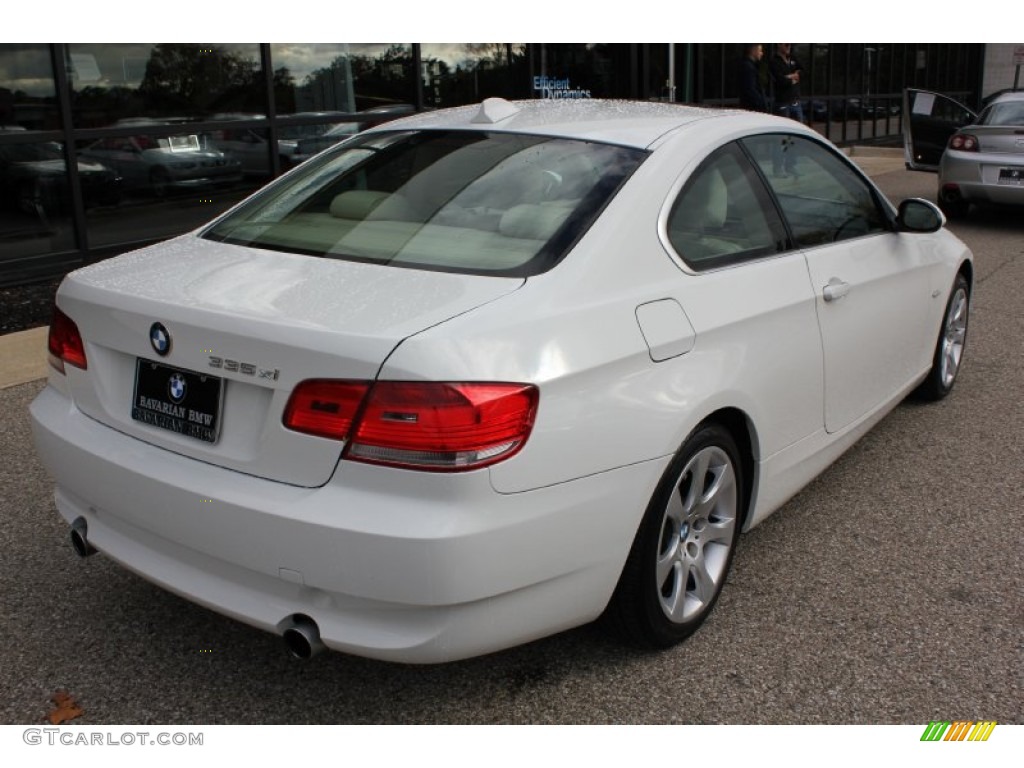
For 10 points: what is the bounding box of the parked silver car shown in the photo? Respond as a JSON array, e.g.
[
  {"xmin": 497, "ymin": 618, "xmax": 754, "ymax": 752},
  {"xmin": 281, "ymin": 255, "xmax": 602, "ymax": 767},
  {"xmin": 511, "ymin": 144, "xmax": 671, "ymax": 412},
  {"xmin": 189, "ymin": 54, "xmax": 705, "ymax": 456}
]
[
  {"xmin": 80, "ymin": 133, "xmax": 243, "ymax": 197},
  {"xmin": 904, "ymin": 88, "xmax": 1024, "ymax": 218}
]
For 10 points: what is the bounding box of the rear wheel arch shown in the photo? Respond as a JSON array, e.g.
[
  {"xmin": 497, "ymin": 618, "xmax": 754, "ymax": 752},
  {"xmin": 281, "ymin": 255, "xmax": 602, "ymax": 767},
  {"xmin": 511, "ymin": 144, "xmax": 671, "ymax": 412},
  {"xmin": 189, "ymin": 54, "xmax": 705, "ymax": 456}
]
[{"xmin": 602, "ymin": 407, "xmax": 758, "ymax": 647}]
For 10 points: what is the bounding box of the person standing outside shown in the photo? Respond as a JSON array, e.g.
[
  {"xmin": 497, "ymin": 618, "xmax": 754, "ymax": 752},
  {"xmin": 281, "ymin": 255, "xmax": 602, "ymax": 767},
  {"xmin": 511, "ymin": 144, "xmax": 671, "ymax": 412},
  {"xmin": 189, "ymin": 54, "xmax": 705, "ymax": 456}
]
[
  {"xmin": 738, "ymin": 44, "xmax": 769, "ymax": 113},
  {"xmin": 769, "ymin": 43, "xmax": 804, "ymax": 122}
]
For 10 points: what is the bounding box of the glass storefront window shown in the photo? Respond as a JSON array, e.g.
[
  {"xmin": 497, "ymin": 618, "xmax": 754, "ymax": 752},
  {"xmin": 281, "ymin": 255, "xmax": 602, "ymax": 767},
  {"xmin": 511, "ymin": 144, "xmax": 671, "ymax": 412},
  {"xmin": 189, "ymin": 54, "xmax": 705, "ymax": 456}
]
[
  {"xmin": 0, "ymin": 44, "xmax": 60, "ymax": 130},
  {"xmin": 270, "ymin": 44, "xmax": 415, "ymax": 114},
  {"xmin": 0, "ymin": 140, "xmax": 75, "ymax": 272},
  {"xmin": 700, "ymin": 43, "xmax": 729, "ymax": 106},
  {"xmin": 644, "ymin": 44, "xmax": 672, "ymax": 102},
  {"xmin": 66, "ymin": 44, "xmax": 265, "ymax": 128},
  {"xmin": 0, "ymin": 42, "xmax": 991, "ymax": 290},
  {"xmin": 76, "ymin": 130, "xmax": 261, "ymax": 249},
  {"xmin": 420, "ymin": 44, "xmax": 528, "ymax": 108},
  {"xmin": 529, "ymin": 44, "xmax": 630, "ymax": 102}
]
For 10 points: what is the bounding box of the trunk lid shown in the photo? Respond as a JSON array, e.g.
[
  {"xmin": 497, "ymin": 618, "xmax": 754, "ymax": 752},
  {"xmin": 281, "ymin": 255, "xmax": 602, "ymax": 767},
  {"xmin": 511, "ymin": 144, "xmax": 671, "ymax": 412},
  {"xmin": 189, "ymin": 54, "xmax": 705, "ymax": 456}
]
[
  {"xmin": 972, "ymin": 124, "xmax": 1024, "ymax": 155},
  {"xmin": 58, "ymin": 235, "xmax": 523, "ymax": 487}
]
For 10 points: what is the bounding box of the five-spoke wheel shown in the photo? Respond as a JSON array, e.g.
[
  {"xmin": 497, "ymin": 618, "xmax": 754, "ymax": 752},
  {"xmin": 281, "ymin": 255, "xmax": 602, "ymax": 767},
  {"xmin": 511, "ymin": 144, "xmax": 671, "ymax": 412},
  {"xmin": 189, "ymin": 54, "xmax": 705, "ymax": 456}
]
[
  {"xmin": 606, "ymin": 424, "xmax": 743, "ymax": 648},
  {"xmin": 916, "ymin": 272, "xmax": 970, "ymax": 400}
]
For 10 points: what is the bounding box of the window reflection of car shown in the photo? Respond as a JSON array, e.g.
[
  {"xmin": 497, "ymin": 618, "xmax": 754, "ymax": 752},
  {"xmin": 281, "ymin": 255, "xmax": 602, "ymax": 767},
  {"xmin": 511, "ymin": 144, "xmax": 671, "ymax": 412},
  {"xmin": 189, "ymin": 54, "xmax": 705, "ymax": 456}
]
[
  {"xmin": 904, "ymin": 88, "xmax": 1024, "ymax": 218},
  {"xmin": 80, "ymin": 134, "xmax": 242, "ymax": 197},
  {"xmin": 0, "ymin": 141, "xmax": 122, "ymax": 215},
  {"xmin": 290, "ymin": 122, "xmax": 359, "ymax": 165},
  {"xmin": 291, "ymin": 105, "xmax": 415, "ymax": 165},
  {"xmin": 211, "ymin": 127, "xmax": 279, "ymax": 176},
  {"xmin": 211, "ymin": 113, "xmax": 340, "ymax": 175}
]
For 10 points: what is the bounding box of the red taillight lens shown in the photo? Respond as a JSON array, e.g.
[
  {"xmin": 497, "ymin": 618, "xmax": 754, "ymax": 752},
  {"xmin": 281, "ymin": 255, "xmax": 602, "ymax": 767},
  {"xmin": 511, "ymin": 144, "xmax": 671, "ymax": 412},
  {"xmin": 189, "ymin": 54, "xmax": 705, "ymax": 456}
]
[
  {"xmin": 348, "ymin": 382, "xmax": 539, "ymax": 471},
  {"xmin": 47, "ymin": 307, "xmax": 87, "ymax": 373},
  {"xmin": 282, "ymin": 380, "xmax": 369, "ymax": 440},
  {"xmin": 948, "ymin": 133, "xmax": 979, "ymax": 152},
  {"xmin": 283, "ymin": 380, "xmax": 539, "ymax": 471}
]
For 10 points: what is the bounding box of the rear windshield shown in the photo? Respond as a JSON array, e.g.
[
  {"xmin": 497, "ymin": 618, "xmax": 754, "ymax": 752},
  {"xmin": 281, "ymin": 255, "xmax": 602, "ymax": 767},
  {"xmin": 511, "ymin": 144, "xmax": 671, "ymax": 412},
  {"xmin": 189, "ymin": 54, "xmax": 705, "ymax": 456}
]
[
  {"xmin": 203, "ymin": 129, "xmax": 647, "ymax": 276},
  {"xmin": 979, "ymin": 101, "xmax": 1024, "ymax": 126}
]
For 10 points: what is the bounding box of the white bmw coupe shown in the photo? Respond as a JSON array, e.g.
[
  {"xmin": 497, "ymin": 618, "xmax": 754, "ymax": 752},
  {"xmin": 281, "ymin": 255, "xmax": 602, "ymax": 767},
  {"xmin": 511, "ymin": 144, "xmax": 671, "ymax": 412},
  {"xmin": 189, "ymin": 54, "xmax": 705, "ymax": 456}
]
[{"xmin": 31, "ymin": 98, "xmax": 972, "ymax": 663}]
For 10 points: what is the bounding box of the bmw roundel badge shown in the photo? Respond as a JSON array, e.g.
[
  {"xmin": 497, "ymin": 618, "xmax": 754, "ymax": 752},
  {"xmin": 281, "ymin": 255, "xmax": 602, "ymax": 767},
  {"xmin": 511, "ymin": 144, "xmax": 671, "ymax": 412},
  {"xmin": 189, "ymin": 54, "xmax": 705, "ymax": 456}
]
[
  {"xmin": 150, "ymin": 322, "xmax": 171, "ymax": 356},
  {"xmin": 168, "ymin": 373, "xmax": 187, "ymax": 403}
]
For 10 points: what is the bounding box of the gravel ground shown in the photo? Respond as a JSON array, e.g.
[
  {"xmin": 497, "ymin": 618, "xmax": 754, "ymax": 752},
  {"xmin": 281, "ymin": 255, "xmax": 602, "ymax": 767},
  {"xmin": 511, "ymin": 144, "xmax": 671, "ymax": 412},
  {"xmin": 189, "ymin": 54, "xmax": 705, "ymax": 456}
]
[{"xmin": 0, "ymin": 278, "xmax": 61, "ymax": 336}]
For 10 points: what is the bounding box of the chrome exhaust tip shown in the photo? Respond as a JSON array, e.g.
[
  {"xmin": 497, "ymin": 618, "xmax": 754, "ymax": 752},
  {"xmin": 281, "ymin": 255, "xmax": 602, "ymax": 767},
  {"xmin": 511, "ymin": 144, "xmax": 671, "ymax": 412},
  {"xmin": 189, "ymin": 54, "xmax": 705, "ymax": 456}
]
[
  {"xmin": 282, "ymin": 615, "xmax": 325, "ymax": 660},
  {"xmin": 70, "ymin": 517, "xmax": 97, "ymax": 558}
]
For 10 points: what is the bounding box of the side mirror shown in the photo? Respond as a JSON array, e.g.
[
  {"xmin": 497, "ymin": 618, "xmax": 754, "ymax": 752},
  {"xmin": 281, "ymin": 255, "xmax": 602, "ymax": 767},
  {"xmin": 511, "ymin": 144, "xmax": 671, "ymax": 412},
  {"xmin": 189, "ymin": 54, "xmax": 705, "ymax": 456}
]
[{"xmin": 896, "ymin": 198, "xmax": 945, "ymax": 233}]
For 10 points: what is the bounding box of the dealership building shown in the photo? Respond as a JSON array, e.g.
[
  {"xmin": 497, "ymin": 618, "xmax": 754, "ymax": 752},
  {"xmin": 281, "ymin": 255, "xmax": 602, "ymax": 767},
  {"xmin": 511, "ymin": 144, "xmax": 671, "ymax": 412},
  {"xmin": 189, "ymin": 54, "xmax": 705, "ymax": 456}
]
[{"xmin": 0, "ymin": 43, "xmax": 1015, "ymax": 287}]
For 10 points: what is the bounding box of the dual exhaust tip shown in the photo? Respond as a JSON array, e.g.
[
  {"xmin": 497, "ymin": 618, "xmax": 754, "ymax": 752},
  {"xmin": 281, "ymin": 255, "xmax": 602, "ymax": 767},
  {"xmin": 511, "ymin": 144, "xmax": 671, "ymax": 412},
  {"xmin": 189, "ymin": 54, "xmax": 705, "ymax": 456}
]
[{"xmin": 69, "ymin": 517, "xmax": 324, "ymax": 661}]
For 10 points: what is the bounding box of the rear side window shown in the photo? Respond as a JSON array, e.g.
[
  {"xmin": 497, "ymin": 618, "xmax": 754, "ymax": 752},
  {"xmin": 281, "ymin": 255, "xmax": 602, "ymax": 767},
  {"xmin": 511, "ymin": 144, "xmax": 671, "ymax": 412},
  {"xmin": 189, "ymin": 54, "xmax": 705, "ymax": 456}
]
[
  {"xmin": 666, "ymin": 142, "xmax": 787, "ymax": 270},
  {"xmin": 203, "ymin": 130, "xmax": 646, "ymax": 277}
]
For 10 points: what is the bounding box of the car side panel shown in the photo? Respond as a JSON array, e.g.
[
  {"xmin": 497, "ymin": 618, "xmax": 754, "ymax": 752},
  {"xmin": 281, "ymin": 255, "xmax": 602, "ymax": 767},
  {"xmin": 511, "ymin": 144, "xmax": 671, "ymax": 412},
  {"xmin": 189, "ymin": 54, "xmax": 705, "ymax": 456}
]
[
  {"xmin": 381, "ymin": 153, "xmax": 825, "ymax": 496},
  {"xmin": 803, "ymin": 232, "xmax": 939, "ymax": 433}
]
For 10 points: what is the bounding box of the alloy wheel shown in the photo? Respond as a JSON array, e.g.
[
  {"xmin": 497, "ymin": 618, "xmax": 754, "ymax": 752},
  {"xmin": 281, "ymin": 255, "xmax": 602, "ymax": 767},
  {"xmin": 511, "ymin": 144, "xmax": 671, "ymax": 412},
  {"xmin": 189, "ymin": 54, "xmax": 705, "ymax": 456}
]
[
  {"xmin": 940, "ymin": 286, "xmax": 968, "ymax": 389},
  {"xmin": 655, "ymin": 445, "xmax": 738, "ymax": 624}
]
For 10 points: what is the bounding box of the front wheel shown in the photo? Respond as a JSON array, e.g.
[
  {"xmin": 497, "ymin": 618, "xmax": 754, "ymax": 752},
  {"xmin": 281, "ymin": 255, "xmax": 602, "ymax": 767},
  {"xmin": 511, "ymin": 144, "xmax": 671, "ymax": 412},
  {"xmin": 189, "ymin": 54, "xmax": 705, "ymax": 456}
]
[
  {"xmin": 605, "ymin": 423, "xmax": 744, "ymax": 648},
  {"xmin": 915, "ymin": 272, "xmax": 970, "ymax": 401}
]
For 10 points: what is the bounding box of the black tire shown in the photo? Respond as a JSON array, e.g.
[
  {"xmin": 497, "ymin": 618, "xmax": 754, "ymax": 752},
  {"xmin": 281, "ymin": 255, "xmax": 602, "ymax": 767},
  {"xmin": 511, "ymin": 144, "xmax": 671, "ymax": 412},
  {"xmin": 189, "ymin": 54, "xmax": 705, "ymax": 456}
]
[
  {"xmin": 605, "ymin": 423, "xmax": 744, "ymax": 648},
  {"xmin": 915, "ymin": 272, "xmax": 970, "ymax": 401}
]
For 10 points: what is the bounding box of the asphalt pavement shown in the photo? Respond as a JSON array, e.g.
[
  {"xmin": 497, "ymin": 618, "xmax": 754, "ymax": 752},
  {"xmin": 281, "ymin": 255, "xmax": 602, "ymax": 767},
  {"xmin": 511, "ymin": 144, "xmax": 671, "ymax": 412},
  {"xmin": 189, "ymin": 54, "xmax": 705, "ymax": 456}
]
[{"xmin": 1, "ymin": 153, "xmax": 1021, "ymax": 725}]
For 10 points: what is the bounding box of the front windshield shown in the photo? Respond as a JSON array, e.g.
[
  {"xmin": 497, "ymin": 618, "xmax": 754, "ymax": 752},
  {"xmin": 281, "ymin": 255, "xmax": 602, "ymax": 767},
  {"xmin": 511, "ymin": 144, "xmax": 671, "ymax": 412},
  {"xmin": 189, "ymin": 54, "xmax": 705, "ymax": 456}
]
[{"xmin": 203, "ymin": 129, "xmax": 646, "ymax": 276}]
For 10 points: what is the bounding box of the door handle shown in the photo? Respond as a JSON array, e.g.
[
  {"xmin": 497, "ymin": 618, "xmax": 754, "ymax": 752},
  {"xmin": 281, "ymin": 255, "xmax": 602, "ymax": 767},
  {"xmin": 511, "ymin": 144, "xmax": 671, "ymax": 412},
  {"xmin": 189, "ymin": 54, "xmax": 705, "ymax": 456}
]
[{"xmin": 823, "ymin": 278, "xmax": 850, "ymax": 302}]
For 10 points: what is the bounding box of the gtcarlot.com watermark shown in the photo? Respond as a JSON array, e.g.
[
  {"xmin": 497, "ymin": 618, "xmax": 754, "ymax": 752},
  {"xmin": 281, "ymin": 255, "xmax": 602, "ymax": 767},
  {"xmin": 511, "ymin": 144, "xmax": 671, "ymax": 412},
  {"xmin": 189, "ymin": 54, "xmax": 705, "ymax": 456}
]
[{"xmin": 23, "ymin": 728, "xmax": 203, "ymax": 747}]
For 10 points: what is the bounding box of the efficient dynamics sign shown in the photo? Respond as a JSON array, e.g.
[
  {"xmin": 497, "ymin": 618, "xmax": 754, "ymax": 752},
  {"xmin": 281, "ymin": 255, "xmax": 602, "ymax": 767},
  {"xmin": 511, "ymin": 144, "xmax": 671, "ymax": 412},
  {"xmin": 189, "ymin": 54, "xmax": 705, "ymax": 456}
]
[{"xmin": 533, "ymin": 76, "xmax": 592, "ymax": 99}]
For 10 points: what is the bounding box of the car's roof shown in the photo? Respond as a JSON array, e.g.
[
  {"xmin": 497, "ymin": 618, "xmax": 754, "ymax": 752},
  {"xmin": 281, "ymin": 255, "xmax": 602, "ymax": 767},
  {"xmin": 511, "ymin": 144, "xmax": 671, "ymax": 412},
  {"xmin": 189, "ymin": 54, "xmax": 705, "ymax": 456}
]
[{"xmin": 365, "ymin": 98, "xmax": 746, "ymax": 150}]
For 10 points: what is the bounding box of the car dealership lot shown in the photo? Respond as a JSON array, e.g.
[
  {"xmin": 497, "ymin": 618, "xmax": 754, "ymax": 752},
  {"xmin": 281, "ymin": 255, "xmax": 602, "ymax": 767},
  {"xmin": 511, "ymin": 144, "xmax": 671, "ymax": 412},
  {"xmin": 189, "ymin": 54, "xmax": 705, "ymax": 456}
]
[{"xmin": 1, "ymin": 166, "xmax": 1021, "ymax": 724}]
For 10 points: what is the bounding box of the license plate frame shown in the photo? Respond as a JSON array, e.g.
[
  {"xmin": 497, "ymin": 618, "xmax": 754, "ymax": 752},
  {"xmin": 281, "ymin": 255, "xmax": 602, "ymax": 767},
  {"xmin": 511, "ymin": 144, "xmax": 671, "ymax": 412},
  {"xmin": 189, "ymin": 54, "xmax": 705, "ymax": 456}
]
[
  {"xmin": 997, "ymin": 167, "xmax": 1024, "ymax": 185},
  {"xmin": 131, "ymin": 358, "xmax": 224, "ymax": 443}
]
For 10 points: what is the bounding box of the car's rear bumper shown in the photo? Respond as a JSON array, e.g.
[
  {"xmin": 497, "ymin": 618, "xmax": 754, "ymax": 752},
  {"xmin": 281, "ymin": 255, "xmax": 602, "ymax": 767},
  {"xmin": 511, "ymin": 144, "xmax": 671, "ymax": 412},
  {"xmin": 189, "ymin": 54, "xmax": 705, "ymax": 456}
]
[
  {"xmin": 940, "ymin": 151, "xmax": 1024, "ymax": 206},
  {"xmin": 30, "ymin": 385, "xmax": 662, "ymax": 663}
]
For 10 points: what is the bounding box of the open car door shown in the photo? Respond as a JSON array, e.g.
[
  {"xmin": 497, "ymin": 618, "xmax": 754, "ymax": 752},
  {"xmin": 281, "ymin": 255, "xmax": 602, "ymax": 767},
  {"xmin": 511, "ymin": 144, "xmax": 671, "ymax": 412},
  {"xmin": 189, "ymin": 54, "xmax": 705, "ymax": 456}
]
[{"xmin": 903, "ymin": 88, "xmax": 978, "ymax": 171}]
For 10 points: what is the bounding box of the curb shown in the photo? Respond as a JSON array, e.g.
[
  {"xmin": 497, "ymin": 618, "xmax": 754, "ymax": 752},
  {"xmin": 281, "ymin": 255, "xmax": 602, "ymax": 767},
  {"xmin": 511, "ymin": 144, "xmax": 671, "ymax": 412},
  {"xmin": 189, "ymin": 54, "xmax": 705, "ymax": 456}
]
[{"xmin": 0, "ymin": 327, "xmax": 48, "ymax": 390}]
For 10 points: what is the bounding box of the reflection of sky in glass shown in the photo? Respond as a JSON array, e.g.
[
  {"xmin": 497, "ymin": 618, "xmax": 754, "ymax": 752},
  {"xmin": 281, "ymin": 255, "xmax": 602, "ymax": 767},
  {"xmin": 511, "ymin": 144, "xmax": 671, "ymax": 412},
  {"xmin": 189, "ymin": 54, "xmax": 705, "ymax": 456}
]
[
  {"xmin": 269, "ymin": 44, "xmax": 517, "ymax": 83},
  {"xmin": 0, "ymin": 44, "xmax": 55, "ymax": 98},
  {"xmin": 1, "ymin": 43, "xmax": 523, "ymax": 98},
  {"xmin": 421, "ymin": 44, "xmax": 511, "ymax": 68},
  {"xmin": 270, "ymin": 44, "xmax": 406, "ymax": 84},
  {"xmin": 64, "ymin": 44, "xmax": 261, "ymax": 89}
]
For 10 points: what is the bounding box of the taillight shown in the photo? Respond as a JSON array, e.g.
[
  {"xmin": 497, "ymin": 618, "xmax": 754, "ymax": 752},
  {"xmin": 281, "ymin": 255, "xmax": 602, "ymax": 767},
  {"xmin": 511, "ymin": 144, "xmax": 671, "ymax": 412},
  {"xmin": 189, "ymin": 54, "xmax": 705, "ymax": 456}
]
[
  {"xmin": 948, "ymin": 133, "xmax": 979, "ymax": 152},
  {"xmin": 349, "ymin": 382, "xmax": 539, "ymax": 471},
  {"xmin": 282, "ymin": 379, "xmax": 539, "ymax": 471},
  {"xmin": 47, "ymin": 307, "xmax": 87, "ymax": 373},
  {"xmin": 282, "ymin": 380, "xmax": 369, "ymax": 440}
]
